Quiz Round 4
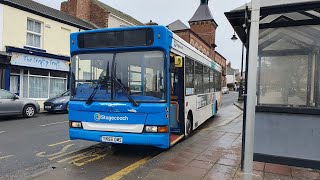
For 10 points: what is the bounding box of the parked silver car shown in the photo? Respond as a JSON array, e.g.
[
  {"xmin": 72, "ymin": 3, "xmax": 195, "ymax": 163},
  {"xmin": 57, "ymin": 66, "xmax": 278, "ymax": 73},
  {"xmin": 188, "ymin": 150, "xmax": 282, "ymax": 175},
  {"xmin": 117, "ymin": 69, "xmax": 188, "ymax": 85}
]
[{"xmin": 0, "ymin": 89, "xmax": 40, "ymax": 118}]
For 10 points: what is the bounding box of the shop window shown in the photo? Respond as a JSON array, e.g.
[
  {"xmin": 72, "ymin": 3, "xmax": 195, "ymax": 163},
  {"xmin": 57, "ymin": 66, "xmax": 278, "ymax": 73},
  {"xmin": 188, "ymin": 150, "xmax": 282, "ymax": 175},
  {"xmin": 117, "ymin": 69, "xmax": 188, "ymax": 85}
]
[
  {"xmin": 51, "ymin": 71, "xmax": 67, "ymax": 78},
  {"xmin": 50, "ymin": 78, "xmax": 67, "ymax": 98},
  {"xmin": 29, "ymin": 76, "xmax": 49, "ymax": 98},
  {"xmin": 10, "ymin": 76, "xmax": 19, "ymax": 94},
  {"xmin": 27, "ymin": 19, "xmax": 42, "ymax": 48},
  {"xmin": 11, "ymin": 68, "xmax": 20, "ymax": 74},
  {"xmin": 30, "ymin": 69, "xmax": 48, "ymax": 76},
  {"xmin": 20, "ymin": 70, "xmax": 67, "ymax": 99}
]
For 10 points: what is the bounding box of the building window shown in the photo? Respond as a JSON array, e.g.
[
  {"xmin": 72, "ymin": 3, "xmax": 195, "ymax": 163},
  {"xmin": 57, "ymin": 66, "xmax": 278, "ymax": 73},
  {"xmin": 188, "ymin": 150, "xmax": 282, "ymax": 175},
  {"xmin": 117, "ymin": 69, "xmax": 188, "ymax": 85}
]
[
  {"xmin": 27, "ymin": 19, "xmax": 42, "ymax": 48},
  {"xmin": 22, "ymin": 69, "xmax": 67, "ymax": 99}
]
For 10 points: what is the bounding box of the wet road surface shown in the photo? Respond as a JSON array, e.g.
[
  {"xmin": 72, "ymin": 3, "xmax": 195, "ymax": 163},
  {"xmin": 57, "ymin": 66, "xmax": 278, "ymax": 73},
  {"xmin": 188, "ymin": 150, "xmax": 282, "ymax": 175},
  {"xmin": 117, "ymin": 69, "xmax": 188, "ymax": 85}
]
[{"xmin": 0, "ymin": 94, "xmax": 239, "ymax": 180}]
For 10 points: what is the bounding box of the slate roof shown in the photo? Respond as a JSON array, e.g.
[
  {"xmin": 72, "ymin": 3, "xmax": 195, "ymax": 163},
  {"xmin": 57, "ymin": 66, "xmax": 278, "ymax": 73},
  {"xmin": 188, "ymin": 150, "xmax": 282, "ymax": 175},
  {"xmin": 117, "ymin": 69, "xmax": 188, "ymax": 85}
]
[
  {"xmin": 0, "ymin": 0, "xmax": 97, "ymax": 30},
  {"xmin": 189, "ymin": 3, "xmax": 218, "ymax": 26},
  {"xmin": 167, "ymin": 20, "xmax": 189, "ymax": 31},
  {"xmin": 92, "ymin": 0, "xmax": 144, "ymax": 26}
]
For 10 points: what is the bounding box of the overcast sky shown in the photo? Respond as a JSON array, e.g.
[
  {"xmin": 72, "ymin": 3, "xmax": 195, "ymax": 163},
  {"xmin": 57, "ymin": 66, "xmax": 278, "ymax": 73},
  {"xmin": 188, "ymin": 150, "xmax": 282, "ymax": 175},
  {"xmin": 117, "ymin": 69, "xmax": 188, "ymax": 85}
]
[{"xmin": 34, "ymin": 0, "xmax": 250, "ymax": 69}]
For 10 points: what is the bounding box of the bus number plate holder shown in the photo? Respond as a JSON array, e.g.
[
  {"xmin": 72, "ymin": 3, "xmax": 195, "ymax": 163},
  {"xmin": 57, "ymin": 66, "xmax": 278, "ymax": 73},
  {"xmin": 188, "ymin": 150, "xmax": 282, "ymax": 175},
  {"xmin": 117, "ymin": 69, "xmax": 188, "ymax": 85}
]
[{"xmin": 101, "ymin": 136, "xmax": 123, "ymax": 143}]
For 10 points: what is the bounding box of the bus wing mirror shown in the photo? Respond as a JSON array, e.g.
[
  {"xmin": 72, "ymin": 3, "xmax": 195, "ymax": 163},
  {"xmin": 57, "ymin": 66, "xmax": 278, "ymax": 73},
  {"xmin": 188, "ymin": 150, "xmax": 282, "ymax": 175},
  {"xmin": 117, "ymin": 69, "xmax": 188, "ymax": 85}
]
[{"xmin": 174, "ymin": 56, "xmax": 183, "ymax": 68}]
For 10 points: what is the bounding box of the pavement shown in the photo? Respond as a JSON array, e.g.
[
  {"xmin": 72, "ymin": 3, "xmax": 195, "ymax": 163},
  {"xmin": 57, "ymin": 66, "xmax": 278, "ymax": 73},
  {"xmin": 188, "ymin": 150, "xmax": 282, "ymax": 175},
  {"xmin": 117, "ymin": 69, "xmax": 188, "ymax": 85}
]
[
  {"xmin": 122, "ymin": 103, "xmax": 320, "ymax": 180},
  {"xmin": 3, "ymin": 92, "xmax": 319, "ymax": 179}
]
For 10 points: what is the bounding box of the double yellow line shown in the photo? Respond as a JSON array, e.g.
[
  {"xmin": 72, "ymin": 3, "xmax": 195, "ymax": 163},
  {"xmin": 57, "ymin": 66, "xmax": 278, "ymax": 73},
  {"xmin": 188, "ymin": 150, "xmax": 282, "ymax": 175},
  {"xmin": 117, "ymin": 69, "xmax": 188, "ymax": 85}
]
[{"xmin": 104, "ymin": 155, "xmax": 152, "ymax": 180}]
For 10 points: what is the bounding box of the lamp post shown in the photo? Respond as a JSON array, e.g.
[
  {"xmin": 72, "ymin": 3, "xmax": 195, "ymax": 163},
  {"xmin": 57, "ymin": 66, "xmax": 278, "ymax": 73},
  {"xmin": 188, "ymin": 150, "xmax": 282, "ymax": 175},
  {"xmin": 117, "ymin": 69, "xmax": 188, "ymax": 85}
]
[{"xmin": 230, "ymin": 32, "xmax": 245, "ymax": 102}]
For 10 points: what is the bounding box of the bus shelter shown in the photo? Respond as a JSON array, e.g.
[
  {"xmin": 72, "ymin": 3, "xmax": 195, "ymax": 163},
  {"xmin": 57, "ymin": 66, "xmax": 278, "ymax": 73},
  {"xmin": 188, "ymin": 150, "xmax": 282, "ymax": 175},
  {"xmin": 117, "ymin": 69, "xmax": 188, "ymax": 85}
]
[{"xmin": 226, "ymin": 0, "xmax": 320, "ymax": 169}]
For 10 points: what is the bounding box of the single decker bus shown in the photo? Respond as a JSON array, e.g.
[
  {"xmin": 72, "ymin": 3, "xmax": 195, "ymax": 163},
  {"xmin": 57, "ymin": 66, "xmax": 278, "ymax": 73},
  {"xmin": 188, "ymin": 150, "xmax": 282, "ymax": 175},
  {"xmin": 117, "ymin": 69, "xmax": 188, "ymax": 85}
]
[{"xmin": 69, "ymin": 26, "xmax": 222, "ymax": 149}]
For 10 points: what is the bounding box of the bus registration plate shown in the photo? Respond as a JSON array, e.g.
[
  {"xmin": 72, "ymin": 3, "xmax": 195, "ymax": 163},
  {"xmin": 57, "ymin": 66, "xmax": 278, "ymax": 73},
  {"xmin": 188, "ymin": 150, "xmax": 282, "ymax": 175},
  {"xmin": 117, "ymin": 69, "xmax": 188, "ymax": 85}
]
[{"xmin": 101, "ymin": 136, "xmax": 123, "ymax": 143}]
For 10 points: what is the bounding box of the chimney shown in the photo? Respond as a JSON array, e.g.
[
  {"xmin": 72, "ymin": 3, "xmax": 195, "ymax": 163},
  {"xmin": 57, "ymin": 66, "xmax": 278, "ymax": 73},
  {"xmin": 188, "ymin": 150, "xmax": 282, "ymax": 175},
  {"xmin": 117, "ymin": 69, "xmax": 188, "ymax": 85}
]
[{"xmin": 61, "ymin": 0, "xmax": 91, "ymax": 22}]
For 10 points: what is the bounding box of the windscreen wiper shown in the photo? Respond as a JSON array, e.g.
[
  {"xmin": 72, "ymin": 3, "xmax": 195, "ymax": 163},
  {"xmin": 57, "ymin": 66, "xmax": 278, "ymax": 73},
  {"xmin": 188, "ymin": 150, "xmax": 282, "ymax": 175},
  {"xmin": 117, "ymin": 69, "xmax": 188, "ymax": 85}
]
[
  {"xmin": 112, "ymin": 77, "xmax": 139, "ymax": 107},
  {"xmin": 86, "ymin": 77, "xmax": 106, "ymax": 105}
]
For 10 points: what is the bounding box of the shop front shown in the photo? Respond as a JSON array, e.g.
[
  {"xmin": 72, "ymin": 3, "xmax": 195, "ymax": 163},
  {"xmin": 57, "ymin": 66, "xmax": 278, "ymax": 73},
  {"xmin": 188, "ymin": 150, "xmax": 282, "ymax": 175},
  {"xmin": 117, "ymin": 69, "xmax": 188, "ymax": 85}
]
[
  {"xmin": 5, "ymin": 46, "xmax": 70, "ymax": 109},
  {"xmin": 0, "ymin": 52, "xmax": 11, "ymax": 90}
]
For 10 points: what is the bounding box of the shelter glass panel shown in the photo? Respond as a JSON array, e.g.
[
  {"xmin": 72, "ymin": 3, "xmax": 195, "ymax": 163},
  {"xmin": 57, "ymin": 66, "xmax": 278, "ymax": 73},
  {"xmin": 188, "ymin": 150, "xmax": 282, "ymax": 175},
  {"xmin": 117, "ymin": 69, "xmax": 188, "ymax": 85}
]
[{"xmin": 258, "ymin": 26, "xmax": 320, "ymax": 108}]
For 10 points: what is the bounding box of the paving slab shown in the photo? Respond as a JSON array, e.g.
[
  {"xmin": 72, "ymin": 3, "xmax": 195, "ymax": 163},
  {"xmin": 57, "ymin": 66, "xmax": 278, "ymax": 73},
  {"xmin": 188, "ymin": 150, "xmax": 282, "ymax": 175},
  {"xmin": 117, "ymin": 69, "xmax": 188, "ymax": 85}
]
[{"xmin": 123, "ymin": 104, "xmax": 320, "ymax": 180}]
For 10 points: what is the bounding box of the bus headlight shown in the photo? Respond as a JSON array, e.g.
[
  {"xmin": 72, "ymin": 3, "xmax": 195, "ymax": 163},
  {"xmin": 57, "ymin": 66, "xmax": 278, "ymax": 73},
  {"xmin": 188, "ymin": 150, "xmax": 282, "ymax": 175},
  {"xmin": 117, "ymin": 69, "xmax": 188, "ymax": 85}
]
[
  {"xmin": 69, "ymin": 121, "xmax": 82, "ymax": 128},
  {"xmin": 145, "ymin": 126, "xmax": 168, "ymax": 133},
  {"xmin": 145, "ymin": 126, "xmax": 158, "ymax": 133}
]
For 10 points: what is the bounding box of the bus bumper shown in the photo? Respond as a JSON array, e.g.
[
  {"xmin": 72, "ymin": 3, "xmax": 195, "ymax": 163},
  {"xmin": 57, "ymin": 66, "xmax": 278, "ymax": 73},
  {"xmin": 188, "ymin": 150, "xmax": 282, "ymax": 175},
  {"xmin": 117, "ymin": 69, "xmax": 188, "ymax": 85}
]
[{"xmin": 69, "ymin": 128, "xmax": 170, "ymax": 149}]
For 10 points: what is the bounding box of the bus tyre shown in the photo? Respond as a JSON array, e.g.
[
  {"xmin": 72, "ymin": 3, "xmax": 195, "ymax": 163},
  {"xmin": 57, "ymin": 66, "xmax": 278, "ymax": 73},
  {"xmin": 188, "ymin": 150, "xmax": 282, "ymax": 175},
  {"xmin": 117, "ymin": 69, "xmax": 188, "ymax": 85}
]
[
  {"xmin": 185, "ymin": 113, "xmax": 193, "ymax": 138},
  {"xmin": 23, "ymin": 105, "xmax": 36, "ymax": 118}
]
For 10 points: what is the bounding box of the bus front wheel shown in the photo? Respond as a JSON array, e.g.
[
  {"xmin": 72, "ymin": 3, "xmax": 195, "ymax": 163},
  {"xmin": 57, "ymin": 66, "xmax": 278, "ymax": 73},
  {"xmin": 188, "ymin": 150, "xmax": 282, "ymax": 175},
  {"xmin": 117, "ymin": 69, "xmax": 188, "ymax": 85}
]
[{"xmin": 185, "ymin": 112, "xmax": 193, "ymax": 138}]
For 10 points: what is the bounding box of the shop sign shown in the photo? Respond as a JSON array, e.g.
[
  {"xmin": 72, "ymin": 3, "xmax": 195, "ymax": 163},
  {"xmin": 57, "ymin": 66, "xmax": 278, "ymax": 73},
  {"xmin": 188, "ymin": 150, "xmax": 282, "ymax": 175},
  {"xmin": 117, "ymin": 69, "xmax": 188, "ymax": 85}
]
[{"xmin": 10, "ymin": 52, "xmax": 69, "ymax": 71}]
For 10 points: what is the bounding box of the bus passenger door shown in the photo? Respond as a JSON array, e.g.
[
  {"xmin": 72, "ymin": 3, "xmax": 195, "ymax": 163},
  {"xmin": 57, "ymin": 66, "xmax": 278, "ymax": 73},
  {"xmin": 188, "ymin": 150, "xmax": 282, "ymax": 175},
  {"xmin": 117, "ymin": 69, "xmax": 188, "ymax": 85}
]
[{"xmin": 169, "ymin": 54, "xmax": 185, "ymax": 136}]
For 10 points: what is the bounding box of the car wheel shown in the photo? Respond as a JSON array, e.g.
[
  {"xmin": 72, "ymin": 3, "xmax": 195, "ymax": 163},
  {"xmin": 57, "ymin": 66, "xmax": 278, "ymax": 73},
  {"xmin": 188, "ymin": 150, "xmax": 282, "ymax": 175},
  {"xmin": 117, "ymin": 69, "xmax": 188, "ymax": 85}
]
[{"xmin": 23, "ymin": 105, "xmax": 36, "ymax": 118}]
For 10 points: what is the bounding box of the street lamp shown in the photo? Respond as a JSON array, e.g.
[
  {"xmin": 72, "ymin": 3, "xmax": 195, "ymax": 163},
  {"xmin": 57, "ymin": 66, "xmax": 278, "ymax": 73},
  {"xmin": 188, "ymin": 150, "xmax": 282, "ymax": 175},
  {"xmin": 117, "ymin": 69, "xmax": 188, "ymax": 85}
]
[
  {"xmin": 231, "ymin": 32, "xmax": 238, "ymax": 41},
  {"xmin": 231, "ymin": 32, "xmax": 244, "ymax": 102}
]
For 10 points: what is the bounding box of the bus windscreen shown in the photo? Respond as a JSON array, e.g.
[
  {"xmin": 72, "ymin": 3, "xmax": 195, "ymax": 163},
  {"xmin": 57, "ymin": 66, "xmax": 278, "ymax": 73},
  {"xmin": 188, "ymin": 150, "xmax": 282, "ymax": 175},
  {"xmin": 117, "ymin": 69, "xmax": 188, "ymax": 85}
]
[{"xmin": 77, "ymin": 29, "xmax": 154, "ymax": 49}]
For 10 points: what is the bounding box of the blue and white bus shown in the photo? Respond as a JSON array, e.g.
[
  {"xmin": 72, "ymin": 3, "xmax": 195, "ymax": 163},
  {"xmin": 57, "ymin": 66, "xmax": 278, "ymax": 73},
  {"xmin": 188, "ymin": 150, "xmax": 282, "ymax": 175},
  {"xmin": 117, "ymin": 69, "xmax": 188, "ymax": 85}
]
[{"xmin": 69, "ymin": 26, "xmax": 222, "ymax": 149}]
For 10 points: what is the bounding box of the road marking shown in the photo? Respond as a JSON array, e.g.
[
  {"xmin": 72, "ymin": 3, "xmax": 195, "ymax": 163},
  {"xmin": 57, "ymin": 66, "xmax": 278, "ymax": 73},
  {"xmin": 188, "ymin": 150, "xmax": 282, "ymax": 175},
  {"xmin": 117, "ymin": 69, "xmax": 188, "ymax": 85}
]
[
  {"xmin": 48, "ymin": 149, "xmax": 82, "ymax": 161},
  {"xmin": 36, "ymin": 144, "xmax": 74, "ymax": 158},
  {"xmin": 0, "ymin": 155, "xmax": 14, "ymax": 160},
  {"xmin": 48, "ymin": 140, "xmax": 71, "ymax": 147},
  {"xmin": 104, "ymin": 156, "xmax": 152, "ymax": 180},
  {"xmin": 57, "ymin": 149, "xmax": 96, "ymax": 163},
  {"xmin": 71, "ymin": 153, "xmax": 107, "ymax": 167},
  {"xmin": 40, "ymin": 121, "xmax": 68, "ymax": 127},
  {"xmin": 0, "ymin": 131, "xmax": 6, "ymax": 134}
]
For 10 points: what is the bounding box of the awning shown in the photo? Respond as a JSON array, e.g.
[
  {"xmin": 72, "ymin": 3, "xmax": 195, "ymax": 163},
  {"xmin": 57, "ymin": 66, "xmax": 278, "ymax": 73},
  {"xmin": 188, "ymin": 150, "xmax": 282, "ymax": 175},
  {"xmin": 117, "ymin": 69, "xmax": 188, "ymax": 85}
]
[{"xmin": 225, "ymin": 0, "xmax": 320, "ymax": 44}]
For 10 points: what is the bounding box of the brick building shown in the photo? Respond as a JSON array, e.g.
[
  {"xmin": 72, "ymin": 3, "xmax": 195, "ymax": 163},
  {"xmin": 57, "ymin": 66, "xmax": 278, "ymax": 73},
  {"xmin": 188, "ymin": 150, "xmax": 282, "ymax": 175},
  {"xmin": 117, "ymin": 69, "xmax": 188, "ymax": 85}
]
[
  {"xmin": 167, "ymin": 0, "xmax": 227, "ymax": 86},
  {"xmin": 61, "ymin": 0, "xmax": 143, "ymax": 28}
]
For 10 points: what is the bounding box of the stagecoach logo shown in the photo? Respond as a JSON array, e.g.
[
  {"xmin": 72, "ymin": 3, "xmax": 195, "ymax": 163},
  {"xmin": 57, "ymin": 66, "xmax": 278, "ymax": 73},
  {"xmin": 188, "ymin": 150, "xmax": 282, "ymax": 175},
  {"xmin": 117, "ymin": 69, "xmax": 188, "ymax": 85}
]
[{"xmin": 94, "ymin": 113, "xmax": 129, "ymax": 121}]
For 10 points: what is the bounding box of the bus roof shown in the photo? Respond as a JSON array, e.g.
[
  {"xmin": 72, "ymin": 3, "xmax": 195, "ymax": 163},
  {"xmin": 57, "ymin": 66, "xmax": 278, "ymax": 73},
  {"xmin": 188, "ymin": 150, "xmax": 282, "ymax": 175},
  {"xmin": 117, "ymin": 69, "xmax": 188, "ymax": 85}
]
[{"xmin": 70, "ymin": 25, "xmax": 221, "ymax": 72}]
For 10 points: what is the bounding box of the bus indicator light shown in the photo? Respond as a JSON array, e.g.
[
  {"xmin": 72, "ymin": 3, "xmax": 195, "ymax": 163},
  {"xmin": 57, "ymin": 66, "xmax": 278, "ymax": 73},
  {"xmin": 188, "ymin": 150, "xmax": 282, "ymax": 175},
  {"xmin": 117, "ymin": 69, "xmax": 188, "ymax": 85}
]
[{"xmin": 158, "ymin": 126, "xmax": 168, "ymax": 133}]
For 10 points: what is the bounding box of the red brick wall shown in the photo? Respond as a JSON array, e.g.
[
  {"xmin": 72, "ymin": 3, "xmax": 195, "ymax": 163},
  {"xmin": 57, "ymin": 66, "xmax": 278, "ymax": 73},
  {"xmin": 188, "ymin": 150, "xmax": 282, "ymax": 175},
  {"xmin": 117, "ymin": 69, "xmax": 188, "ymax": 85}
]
[
  {"xmin": 61, "ymin": 0, "xmax": 108, "ymax": 28},
  {"xmin": 190, "ymin": 21, "xmax": 216, "ymax": 47},
  {"xmin": 90, "ymin": 2, "xmax": 107, "ymax": 28},
  {"xmin": 175, "ymin": 31, "xmax": 190, "ymax": 43},
  {"xmin": 215, "ymin": 52, "xmax": 227, "ymax": 86},
  {"xmin": 76, "ymin": 0, "xmax": 91, "ymax": 22},
  {"xmin": 61, "ymin": 0, "xmax": 77, "ymax": 17},
  {"xmin": 190, "ymin": 33, "xmax": 210, "ymax": 57}
]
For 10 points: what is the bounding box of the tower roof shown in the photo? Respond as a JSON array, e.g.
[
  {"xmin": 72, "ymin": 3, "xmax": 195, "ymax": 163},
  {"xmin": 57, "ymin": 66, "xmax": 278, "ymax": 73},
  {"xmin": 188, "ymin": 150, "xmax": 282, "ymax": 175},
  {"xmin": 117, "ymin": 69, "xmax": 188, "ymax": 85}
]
[
  {"xmin": 167, "ymin": 20, "xmax": 189, "ymax": 31},
  {"xmin": 189, "ymin": 0, "xmax": 218, "ymax": 26}
]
